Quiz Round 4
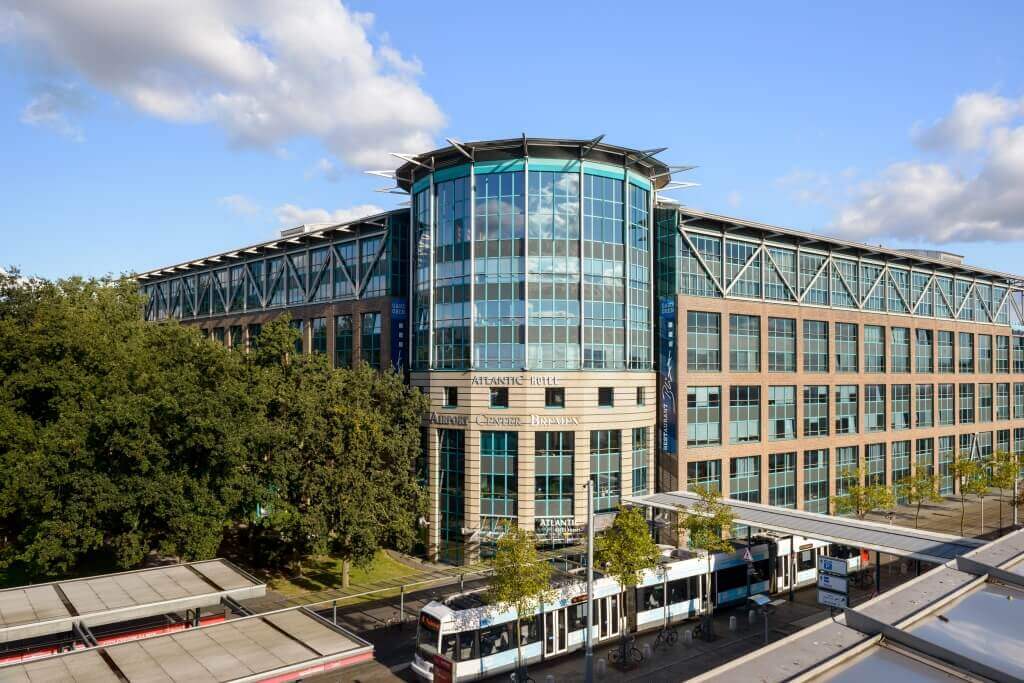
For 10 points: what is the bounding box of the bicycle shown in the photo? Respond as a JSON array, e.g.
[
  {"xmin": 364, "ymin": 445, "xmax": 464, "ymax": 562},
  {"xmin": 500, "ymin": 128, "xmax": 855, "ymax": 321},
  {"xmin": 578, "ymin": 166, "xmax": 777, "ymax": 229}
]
[
  {"xmin": 653, "ymin": 624, "xmax": 678, "ymax": 650},
  {"xmin": 608, "ymin": 634, "xmax": 644, "ymax": 666}
]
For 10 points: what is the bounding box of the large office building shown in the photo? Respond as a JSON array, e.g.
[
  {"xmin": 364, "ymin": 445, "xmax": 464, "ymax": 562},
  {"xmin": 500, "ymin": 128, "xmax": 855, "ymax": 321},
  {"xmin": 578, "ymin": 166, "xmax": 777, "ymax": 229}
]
[{"xmin": 137, "ymin": 137, "xmax": 1024, "ymax": 563}]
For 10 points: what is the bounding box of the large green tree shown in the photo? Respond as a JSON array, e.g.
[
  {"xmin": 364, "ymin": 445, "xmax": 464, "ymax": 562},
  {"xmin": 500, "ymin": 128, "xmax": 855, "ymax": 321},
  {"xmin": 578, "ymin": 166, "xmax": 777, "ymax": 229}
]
[{"xmin": 0, "ymin": 272, "xmax": 254, "ymax": 578}]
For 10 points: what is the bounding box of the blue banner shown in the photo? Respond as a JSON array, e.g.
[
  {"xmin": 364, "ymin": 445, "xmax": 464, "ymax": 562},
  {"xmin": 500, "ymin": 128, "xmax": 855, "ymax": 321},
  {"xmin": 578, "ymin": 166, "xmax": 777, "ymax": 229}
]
[
  {"xmin": 659, "ymin": 296, "xmax": 677, "ymax": 454},
  {"xmin": 390, "ymin": 297, "xmax": 408, "ymax": 373}
]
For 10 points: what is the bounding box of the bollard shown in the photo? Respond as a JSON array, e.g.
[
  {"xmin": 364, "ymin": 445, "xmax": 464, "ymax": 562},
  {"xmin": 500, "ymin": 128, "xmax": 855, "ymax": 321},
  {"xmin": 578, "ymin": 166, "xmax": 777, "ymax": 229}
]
[
  {"xmin": 332, "ymin": 600, "xmax": 337, "ymax": 624},
  {"xmin": 729, "ymin": 615, "xmax": 737, "ymax": 632},
  {"xmin": 460, "ymin": 573, "xmax": 465, "ymax": 592},
  {"xmin": 399, "ymin": 585, "xmax": 405, "ymax": 629},
  {"xmin": 643, "ymin": 643, "xmax": 652, "ymax": 659},
  {"xmin": 748, "ymin": 609, "xmax": 756, "ymax": 625},
  {"xmin": 596, "ymin": 658, "xmax": 607, "ymax": 678},
  {"xmin": 683, "ymin": 629, "xmax": 693, "ymax": 643},
  {"xmin": 546, "ymin": 676, "xmax": 555, "ymax": 683}
]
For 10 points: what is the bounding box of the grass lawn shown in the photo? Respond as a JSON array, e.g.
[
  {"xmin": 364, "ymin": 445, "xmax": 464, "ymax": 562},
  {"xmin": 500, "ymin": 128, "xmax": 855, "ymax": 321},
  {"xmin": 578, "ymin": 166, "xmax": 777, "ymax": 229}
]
[{"xmin": 262, "ymin": 550, "xmax": 420, "ymax": 599}]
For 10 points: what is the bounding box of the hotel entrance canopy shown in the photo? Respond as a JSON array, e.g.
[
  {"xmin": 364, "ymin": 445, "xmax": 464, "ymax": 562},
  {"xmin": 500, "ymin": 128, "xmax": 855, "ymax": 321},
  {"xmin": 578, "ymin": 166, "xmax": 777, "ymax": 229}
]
[{"xmin": 623, "ymin": 492, "xmax": 984, "ymax": 564}]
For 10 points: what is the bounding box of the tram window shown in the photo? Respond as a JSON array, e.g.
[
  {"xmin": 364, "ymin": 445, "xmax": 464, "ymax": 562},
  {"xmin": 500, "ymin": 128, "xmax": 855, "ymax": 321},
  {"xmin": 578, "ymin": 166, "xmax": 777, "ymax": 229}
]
[
  {"xmin": 667, "ymin": 577, "xmax": 696, "ymax": 603},
  {"xmin": 519, "ymin": 617, "xmax": 540, "ymax": 646},
  {"xmin": 798, "ymin": 550, "xmax": 816, "ymax": 572},
  {"xmin": 568, "ymin": 603, "xmax": 588, "ymax": 631},
  {"xmin": 458, "ymin": 631, "xmax": 477, "ymax": 661},
  {"xmin": 638, "ymin": 585, "xmax": 665, "ymax": 610},
  {"xmin": 480, "ymin": 623, "xmax": 513, "ymax": 657},
  {"xmin": 441, "ymin": 634, "xmax": 458, "ymax": 660},
  {"xmin": 750, "ymin": 559, "xmax": 769, "ymax": 582}
]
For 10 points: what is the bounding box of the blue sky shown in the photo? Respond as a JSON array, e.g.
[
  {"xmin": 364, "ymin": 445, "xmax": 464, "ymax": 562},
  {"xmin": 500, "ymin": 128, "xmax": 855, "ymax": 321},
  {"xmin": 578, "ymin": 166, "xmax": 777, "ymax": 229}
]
[{"xmin": 3, "ymin": 1, "xmax": 1024, "ymax": 279}]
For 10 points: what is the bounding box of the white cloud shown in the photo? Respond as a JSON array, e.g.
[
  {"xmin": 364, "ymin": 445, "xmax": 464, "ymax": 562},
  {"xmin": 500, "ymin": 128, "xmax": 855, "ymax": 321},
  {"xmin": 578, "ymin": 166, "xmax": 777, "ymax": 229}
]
[
  {"xmin": 2, "ymin": 1, "xmax": 444, "ymax": 167},
  {"xmin": 306, "ymin": 157, "xmax": 341, "ymax": 182},
  {"xmin": 218, "ymin": 194, "xmax": 260, "ymax": 216},
  {"xmin": 274, "ymin": 203, "xmax": 385, "ymax": 227},
  {"xmin": 912, "ymin": 92, "xmax": 1022, "ymax": 152},
  {"xmin": 19, "ymin": 83, "xmax": 86, "ymax": 141},
  {"xmin": 829, "ymin": 92, "xmax": 1024, "ymax": 244}
]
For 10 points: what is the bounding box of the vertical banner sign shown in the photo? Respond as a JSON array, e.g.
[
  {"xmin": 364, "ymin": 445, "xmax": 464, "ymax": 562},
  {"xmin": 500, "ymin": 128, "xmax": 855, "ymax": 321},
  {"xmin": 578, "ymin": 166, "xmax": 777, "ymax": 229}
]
[
  {"xmin": 390, "ymin": 297, "xmax": 408, "ymax": 373},
  {"xmin": 659, "ymin": 296, "xmax": 677, "ymax": 454}
]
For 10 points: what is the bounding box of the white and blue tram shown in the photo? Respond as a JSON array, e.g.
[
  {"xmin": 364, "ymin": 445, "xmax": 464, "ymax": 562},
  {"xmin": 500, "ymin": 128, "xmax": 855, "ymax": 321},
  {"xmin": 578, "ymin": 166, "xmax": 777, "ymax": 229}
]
[{"xmin": 411, "ymin": 535, "xmax": 841, "ymax": 681}]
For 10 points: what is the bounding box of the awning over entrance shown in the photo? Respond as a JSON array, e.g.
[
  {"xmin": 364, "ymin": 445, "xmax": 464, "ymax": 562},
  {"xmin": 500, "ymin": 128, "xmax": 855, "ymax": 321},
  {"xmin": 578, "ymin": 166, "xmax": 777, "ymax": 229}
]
[{"xmin": 623, "ymin": 492, "xmax": 984, "ymax": 564}]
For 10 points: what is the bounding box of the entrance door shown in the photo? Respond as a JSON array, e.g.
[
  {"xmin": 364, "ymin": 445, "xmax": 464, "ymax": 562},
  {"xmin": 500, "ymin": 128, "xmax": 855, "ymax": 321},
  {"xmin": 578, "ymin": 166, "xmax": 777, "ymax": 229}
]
[
  {"xmin": 544, "ymin": 608, "xmax": 568, "ymax": 655},
  {"xmin": 598, "ymin": 594, "xmax": 621, "ymax": 640}
]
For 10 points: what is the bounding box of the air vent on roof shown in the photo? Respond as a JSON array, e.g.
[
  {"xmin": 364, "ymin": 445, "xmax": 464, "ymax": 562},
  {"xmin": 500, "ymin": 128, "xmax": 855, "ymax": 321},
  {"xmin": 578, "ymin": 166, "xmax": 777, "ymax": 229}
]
[
  {"xmin": 280, "ymin": 222, "xmax": 333, "ymax": 238},
  {"xmin": 896, "ymin": 249, "xmax": 965, "ymax": 265}
]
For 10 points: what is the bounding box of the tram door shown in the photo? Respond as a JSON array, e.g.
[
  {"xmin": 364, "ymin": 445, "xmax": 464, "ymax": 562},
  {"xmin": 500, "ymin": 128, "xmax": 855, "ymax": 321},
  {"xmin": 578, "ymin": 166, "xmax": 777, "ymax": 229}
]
[
  {"xmin": 597, "ymin": 594, "xmax": 621, "ymax": 640},
  {"xmin": 777, "ymin": 554, "xmax": 791, "ymax": 592},
  {"xmin": 544, "ymin": 608, "xmax": 568, "ymax": 655}
]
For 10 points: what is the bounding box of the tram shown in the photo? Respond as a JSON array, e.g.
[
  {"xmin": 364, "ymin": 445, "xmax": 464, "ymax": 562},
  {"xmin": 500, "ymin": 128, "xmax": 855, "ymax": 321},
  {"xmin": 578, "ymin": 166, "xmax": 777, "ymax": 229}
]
[{"xmin": 411, "ymin": 534, "xmax": 846, "ymax": 681}]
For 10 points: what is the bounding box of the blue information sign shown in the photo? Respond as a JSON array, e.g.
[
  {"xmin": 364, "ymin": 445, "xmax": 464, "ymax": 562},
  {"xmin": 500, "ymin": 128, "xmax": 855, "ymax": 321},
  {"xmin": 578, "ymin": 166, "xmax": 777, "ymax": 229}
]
[
  {"xmin": 390, "ymin": 297, "xmax": 408, "ymax": 373},
  {"xmin": 659, "ymin": 296, "xmax": 677, "ymax": 454}
]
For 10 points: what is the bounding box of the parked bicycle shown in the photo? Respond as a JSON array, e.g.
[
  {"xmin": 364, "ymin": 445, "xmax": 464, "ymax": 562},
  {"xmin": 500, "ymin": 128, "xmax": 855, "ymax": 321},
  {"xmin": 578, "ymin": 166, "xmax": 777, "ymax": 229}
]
[
  {"xmin": 608, "ymin": 634, "xmax": 644, "ymax": 666},
  {"xmin": 653, "ymin": 624, "xmax": 678, "ymax": 650}
]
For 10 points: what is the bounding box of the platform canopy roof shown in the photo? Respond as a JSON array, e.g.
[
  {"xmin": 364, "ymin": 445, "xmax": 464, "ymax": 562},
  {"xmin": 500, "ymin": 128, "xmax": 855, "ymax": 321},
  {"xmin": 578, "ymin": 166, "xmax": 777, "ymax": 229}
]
[
  {"xmin": 624, "ymin": 492, "xmax": 984, "ymax": 564},
  {"xmin": 0, "ymin": 560, "xmax": 265, "ymax": 644},
  {"xmin": 0, "ymin": 606, "xmax": 372, "ymax": 682}
]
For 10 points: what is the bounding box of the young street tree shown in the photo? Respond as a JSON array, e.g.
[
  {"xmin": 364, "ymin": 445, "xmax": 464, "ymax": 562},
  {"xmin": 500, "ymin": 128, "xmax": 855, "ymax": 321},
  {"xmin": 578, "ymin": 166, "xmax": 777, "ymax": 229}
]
[
  {"xmin": 990, "ymin": 450, "xmax": 1018, "ymax": 535},
  {"xmin": 953, "ymin": 454, "xmax": 986, "ymax": 537},
  {"xmin": 905, "ymin": 467, "xmax": 942, "ymax": 529},
  {"xmin": 596, "ymin": 506, "xmax": 661, "ymax": 658},
  {"xmin": 488, "ymin": 524, "xmax": 554, "ymax": 680},
  {"xmin": 674, "ymin": 485, "xmax": 734, "ymax": 616},
  {"xmin": 832, "ymin": 468, "xmax": 895, "ymax": 520}
]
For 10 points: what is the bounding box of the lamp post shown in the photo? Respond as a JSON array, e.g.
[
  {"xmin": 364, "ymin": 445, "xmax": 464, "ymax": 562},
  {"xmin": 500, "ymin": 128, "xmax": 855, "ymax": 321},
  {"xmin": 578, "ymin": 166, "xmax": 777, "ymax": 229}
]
[{"xmin": 585, "ymin": 481, "xmax": 594, "ymax": 683}]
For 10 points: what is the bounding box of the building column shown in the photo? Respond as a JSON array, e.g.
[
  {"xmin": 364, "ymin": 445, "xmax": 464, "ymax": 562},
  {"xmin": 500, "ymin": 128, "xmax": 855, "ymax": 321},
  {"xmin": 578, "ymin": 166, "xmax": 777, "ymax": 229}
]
[
  {"xmin": 518, "ymin": 431, "xmax": 535, "ymax": 536},
  {"xmin": 464, "ymin": 429, "xmax": 480, "ymax": 565}
]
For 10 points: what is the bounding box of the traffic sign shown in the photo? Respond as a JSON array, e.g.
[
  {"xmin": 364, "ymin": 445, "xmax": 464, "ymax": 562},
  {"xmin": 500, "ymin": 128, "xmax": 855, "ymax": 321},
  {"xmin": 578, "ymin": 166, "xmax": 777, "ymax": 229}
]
[
  {"xmin": 742, "ymin": 547, "xmax": 753, "ymax": 563},
  {"xmin": 818, "ymin": 556, "xmax": 849, "ymax": 577},
  {"xmin": 817, "ymin": 589, "xmax": 848, "ymax": 609},
  {"xmin": 817, "ymin": 573, "xmax": 848, "ymax": 594}
]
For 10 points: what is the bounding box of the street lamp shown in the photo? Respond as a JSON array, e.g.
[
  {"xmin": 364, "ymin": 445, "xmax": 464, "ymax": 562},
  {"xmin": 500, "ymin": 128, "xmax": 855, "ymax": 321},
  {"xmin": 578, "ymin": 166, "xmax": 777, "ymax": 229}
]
[{"xmin": 584, "ymin": 481, "xmax": 594, "ymax": 683}]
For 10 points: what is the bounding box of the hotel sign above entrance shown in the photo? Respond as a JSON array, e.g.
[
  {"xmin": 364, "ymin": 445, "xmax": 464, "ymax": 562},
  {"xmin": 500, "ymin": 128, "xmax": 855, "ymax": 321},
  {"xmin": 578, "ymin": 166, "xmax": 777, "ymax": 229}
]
[
  {"xmin": 428, "ymin": 412, "xmax": 580, "ymax": 427},
  {"xmin": 470, "ymin": 375, "xmax": 560, "ymax": 386}
]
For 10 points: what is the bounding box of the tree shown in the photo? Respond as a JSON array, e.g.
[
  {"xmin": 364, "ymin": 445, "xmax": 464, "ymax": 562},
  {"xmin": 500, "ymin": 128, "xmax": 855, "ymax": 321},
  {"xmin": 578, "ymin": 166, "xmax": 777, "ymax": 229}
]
[
  {"xmin": 832, "ymin": 468, "xmax": 895, "ymax": 520},
  {"xmin": 905, "ymin": 467, "xmax": 942, "ymax": 529},
  {"xmin": 487, "ymin": 524, "xmax": 554, "ymax": 679},
  {"xmin": 954, "ymin": 454, "xmax": 986, "ymax": 537},
  {"xmin": 596, "ymin": 506, "xmax": 661, "ymax": 657},
  {"xmin": 674, "ymin": 485, "xmax": 734, "ymax": 615},
  {"xmin": 990, "ymin": 450, "xmax": 1018, "ymax": 535}
]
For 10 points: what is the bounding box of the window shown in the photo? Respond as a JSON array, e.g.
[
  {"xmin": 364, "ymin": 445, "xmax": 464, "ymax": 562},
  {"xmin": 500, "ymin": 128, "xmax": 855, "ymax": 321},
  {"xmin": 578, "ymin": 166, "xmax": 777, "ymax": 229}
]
[
  {"xmin": 835, "ymin": 385, "xmax": 858, "ymax": 434},
  {"xmin": 632, "ymin": 427, "xmax": 649, "ymax": 495},
  {"xmin": 729, "ymin": 386, "xmax": 760, "ymax": 444},
  {"xmin": 938, "ymin": 436, "xmax": 955, "ymax": 495},
  {"xmin": 996, "ymin": 383, "xmax": 1010, "ymax": 420},
  {"xmin": 865, "ymin": 325, "xmax": 885, "ymax": 373},
  {"xmin": 590, "ymin": 430, "xmax": 621, "ymax": 513},
  {"xmin": 311, "ymin": 317, "xmax": 327, "ymax": 354},
  {"xmin": 729, "ymin": 314, "xmax": 760, "ymax": 372},
  {"xmin": 1015, "ymin": 336, "xmax": 1024, "ymax": 373},
  {"xmin": 996, "ymin": 336, "xmax": 1010, "ymax": 373},
  {"xmin": 768, "ymin": 452, "xmax": 797, "ymax": 509},
  {"xmin": 958, "ymin": 332, "xmax": 974, "ymax": 373},
  {"xmin": 836, "ymin": 446, "xmax": 859, "ymax": 497},
  {"xmin": 598, "ymin": 387, "xmax": 614, "ymax": 407},
  {"xmin": 687, "ymin": 387, "xmax": 721, "ymax": 446},
  {"xmin": 360, "ymin": 312, "xmax": 381, "ymax": 369},
  {"xmin": 768, "ymin": 318, "xmax": 796, "ymax": 372},
  {"xmin": 865, "ymin": 384, "xmax": 886, "ymax": 432},
  {"xmin": 892, "ymin": 440, "xmax": 911, "ymax": 502},
  {"xmin": 1015, "ymin": 383, "xmax": 1024, "ymax": 419},
  {"xmin": 687, "ymin": 311, "xmax": 720, "ymax": 371},
  {"xmin": 865, "ymin": 443, "xmax": 886, "ymax": 486},
  {"xmin": 938, "ymin": 383, "xmax": 955, "ymax": 425},
  {"xmin": 891, "ymin": 384, "xmax": 911, "ymax": 430},
  {"xmin": 729, "ymin": 456, "xmax": 760, "ymax": 503},
  {"xmin": 835, "ymin": 323, "xmax": 858, "ymax": 372},
  {"xmin": 439, "ymin": 429, "xmax": 465, "ymax": 564},
  {"xmin": 480, "ymin": 432, "xmax": 518, "ymax": 533},
  {"xmin": 490, "ymin": 387, "xmax": 510, "ymax": 408},
  {"xmin": 545, "ymin": 387, "xmax": 565, "ymax": 408},
  {"xmin": 768, "ymin": 386, "xmax": 796, "ymax": 440},
  {"xmin": 334, "ymin": 315, "xmax": 353, "ymax": 368},
  {"xmin": 916, "ymin": 438, "xmax": 935, "ymax": 475},
  {"xmin": 891, "ymin": 327, "xmax": 910, "ymax": 373},
  {"xmin": 636, "ymin": 387, "xmax": 645, "ymax": 406},
  {"xmin": 803, "ymin": 320, "xmax": 829, "ymax": 372},
  {"xmin": 443, "ymin": 387, "xmax": 458, "ymax": 408},
  {"xmin": 938, "ymin": 331, "xmax": 955, "ymax": 373},
  {"xmin": 229, "ymin": 325, "xmax": 242, "ymax": 349},
  {"xmin": 803, "ymin": 385, "xmax": 829, "ymax": 437},
  {"xmin": 246, "ymin": 323, "xmax": 262, "ymax": 350},
  {"xmin": 998, "ymin": 429, "xmax": 1010, "ymax": 454},
  {"xmin": 687, "ymin": 460, "xmax": 721, "ymax": 494},
  {"xmin": 535, "ymin": 432, "xmax": 574, "ymax": 521},
  {"xmin": 288, "ymin": 319, "xmax": 303, "ymax": 353},
  {"xmin": 978, "ymin": 335, "xmax": 993, "ymax": 373},
  {"xmin": 978, "ymin": 383, "xmax": 993, "ymax": 422},
  {"xmin": 803, "ymin": 450, "xmax": 829, "ymax": 514},
  {"xmin": 959, "ymin": 384, "xmax": 975, "ymax": 424},
  {"xmin": 915, "ymin": 330, "xmax": 934, "ymax": 373},
  {"xmin": 915, "ymin": 384, "xmax": 934, "ymax": 427}
]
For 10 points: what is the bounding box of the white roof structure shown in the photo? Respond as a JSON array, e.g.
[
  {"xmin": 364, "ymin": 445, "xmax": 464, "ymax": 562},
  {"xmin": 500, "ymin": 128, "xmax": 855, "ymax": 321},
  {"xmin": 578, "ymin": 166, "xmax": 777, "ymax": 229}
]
[
  {"xmin": 0, "ymin": 606, "xmax": 373, "ymax": 682},
  {"xmin": 692, "ymin": 527, "xmax": 1024, "ymax": 683},
  {"xmin": 0, "ymin": 560, "xmax": 264, "ymax": 644},
  {"xmin": 624, "ymin": 492, "xmax": 984, "ymax": 564}
]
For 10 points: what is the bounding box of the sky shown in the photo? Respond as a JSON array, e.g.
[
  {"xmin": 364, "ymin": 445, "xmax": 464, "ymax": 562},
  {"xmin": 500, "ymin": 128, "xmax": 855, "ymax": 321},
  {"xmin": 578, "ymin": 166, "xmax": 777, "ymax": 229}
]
[{"xmin": 2, "ymin": 1, "xmax": 1024, "ymax": 279}]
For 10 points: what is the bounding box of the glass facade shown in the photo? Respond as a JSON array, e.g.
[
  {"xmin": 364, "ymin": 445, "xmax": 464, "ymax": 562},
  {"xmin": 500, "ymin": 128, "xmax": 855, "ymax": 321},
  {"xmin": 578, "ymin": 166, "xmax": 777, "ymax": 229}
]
[
  {"xmin": 803, "ymin": 385, "xmax": 829, "ymax": 437},
  {"xmin": 891, "ymin": 327, "xmax": 911, "ymax": 373},
  {"xmin": 768, "ymin": 452, "xmax": 797, "ymax": 509},
  {"xmin": 768, "ymin": 317, "xmax": 796, "ymax": 372},
  {"xmin": 835, "ymin": 322, "xmax": 858, "ymax": 372},
  {"xmin": 835, "ymin": 385, "xmax": 858, "ymax": 434},
  {"xmin": 803, "ymin": 320, "xmax": 829, "ymax": 372},
  {"xmin": 480, "ymin": 431, "xmax": 518, "ymax": 533},
  {"xmin": 865, "ymin": 325, "xmax": 886, "ymax": 372},
  {"xmin": 360, "ymin": 312, "xmax": 381, "ymax": 369},
  {"xmin": 729, "ymin": 455, "xmax": 761, "ymax": 503},
  {"xmin": 439, "ymin": 429, "xmax": 465, "ymax": 564},
  {"xmin": 535, "ymin": 432, "xmax": 574, "ymax": 521},
  {"xmin": 311, "ymin": 317, "xmax": 327, "ymax": 355},
  {"xmin": 687, "ymin": 311, "xmax": 720, "ymax": 371},
  {"xmin": 938, "ymin": 330, "xmax": 955, "ymax": 373},
  {"xmin": 688, "ymin": 459, "xmax": 721, "ymax": 493},
  {"xmin": 632, "ymin": 427, "xmax": 650, "ymax": 495},
  {"xmin": 335, "ymin": 314, "xmax": 353, "ymax": 368},
  {"xmin": 687, "ymin": 386, "xmax": 721, "ymax": 446},
  {"xmin": 590, "ymin": 430, "xmax": 621, "ymax": 513},
  {"xmin": 768, "ymin": 385, "xmax": 797, "ymax": 440},
  {"xmin": 803, "ymin": 449, "xmax": 829, "ymax": 514},
  {"xmin": 729, "ymin": 314, "xmax": 760, "ymax": 372},
  {"xmin": 729, "ymin": 386, "xmax": 760, "ymax": 444},
  {"xmin": 836, "ymin": 446, "xmax": 859, "ymax": 497},
  {"xmin": 891, "ymin": 384, "xmax": 911, "ymax": 430},
  {"xmin": 916, "ymin": 384, "xmax": 934, "ymax": 427},
  {"xmin": 916, "ymin": 329, "xmax": 933, "ymax": 373},
  {"xmin": 865, "ymin": 384, "xmax": 886, "ymax": 432},
  {"xmin": 938, "ymin": 435, "xmax": 955, "ymax": 495}
]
